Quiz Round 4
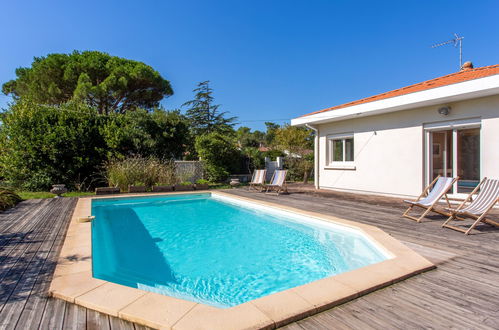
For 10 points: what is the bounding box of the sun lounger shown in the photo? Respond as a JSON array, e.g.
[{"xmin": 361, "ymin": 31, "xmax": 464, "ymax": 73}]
[
  {"xmin": 265, "ymin": 170, "xmax": 288, "ymax": 195},
  {"xmin": 442, "ymin": 177, "xmax": 499, "ymax": 234},
  {"xmin": 402, "ymin": 176, "xmax": 458, "ymax": 222},
  {"xmin": 249, "ymin": 169, "xmax": 266, "ymax": 191}
]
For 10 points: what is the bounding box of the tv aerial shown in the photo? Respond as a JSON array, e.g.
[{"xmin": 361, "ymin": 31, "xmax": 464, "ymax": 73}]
[{"xmin": 431, "ymin": 33, "xmax": 464, "ymax": 69}]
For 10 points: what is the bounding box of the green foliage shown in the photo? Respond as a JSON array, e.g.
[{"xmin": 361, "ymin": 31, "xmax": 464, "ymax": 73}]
[
  {"xmin": 0, "ymin": 189, "xmax": 22, "ymax": 211},
  {"xmin": 196, "ymin": 179, "xmax": 210, "ymax": 184},
  {"xmin": 15, "ymin": 191, "xmax": 94, "ymax": 199},
  {"xmin": 101, "ymin": 109, "xmax": 189, "ymax": 159},
  {"xmin": 183, "ymin": 81, "xmax": 237, "ymax": 136},
  {"xmin": 264, "ymin": 122, "xmax": 280, "ymax": 146},
  {"xmin": 274, "ymin": 125, "xmax": 314, "ymax": 183},
  {"xmin": 104, "ymin": 157, "xmax": 177, "ymax": 191},
  {"xmin": 262, "ymin": 149, "xmax": 286, "ymax": 159},
  {"xmin": 195, "ymin": 132, "xmax": 241, "ymax": 181},
  {"xmin": 241, "ymin": 147, "xmax": 265, "ymax": 173},
  {"xmin": 0, "ymin": 100, "xmax": 107, "ymax": 191},
  {"xmin": 2, "ymin": 51, "xmax": 173, "ymax": 114},
  {"xmin": 236, "ymin": 126, "xmax": 261, "ymax": 148},
  {"xmin": 0, "ymin": 100, "xmax": 189, "ymax": 190},
  {"xmin": 274, "ymin": 124, "xmax": 314, "ymax": 154},
  {"xmin": 179, "ymin": 181, "xmax": 193, "ymax": 185}
]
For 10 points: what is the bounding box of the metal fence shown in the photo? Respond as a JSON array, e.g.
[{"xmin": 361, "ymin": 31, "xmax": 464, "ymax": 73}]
[{"xmin": 174, "ymin": 161, "xmax": 204, "ymax": 183}]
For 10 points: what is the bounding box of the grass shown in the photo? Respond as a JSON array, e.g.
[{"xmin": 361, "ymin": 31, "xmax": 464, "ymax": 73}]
[
  {"xmin": 16, "ymin": 191, "xmax": 95, "ymax": 200},
  {"xmin": 15, "ymin": 183, "xmax": 244, "ymax": 200}
]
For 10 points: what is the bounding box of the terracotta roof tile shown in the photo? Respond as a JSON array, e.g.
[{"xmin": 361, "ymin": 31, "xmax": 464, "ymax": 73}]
[{"xmin": 301, "ymin": 64, "xmax": 499, "ymax": 117}]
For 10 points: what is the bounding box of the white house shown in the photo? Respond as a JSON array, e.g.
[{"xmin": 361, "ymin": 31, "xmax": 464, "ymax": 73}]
[{"xmin": 291, "ymin": 63, "xmax": 499, "ymax": 199}]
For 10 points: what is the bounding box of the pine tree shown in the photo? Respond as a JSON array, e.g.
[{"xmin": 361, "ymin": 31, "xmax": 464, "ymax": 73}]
[{"xmin": 182, "ymin": 81, "xmax": 237, "ymax": 136}]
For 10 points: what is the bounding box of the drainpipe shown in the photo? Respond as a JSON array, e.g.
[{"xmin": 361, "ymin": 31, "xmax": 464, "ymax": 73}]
[{"xmin": 305, "ymin": 124, "xmax": 319, "ymax": 189}]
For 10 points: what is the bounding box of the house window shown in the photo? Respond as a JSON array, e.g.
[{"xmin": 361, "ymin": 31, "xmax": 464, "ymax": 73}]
[{"xmin": 327, "ymin": 134, "xmax": 354, "ymax": 165}]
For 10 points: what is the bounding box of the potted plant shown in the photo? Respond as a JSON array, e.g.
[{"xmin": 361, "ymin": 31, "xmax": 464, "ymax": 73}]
[
  {"xmin": 174, "ymin": 181, "xmax": 194, "ymax": 191},
  {"xmin": 194, "ymin": 179, "xmax": 210, "ymax": 190}
]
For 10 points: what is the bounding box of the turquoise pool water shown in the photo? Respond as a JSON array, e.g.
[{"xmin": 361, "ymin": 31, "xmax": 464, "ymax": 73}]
[{"xmin": 91, "ymin": 193, "xmax": 389, "ymax": 308}]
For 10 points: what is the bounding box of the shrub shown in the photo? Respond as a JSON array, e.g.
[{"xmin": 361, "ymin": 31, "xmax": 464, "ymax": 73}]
[
  {"xmin": 104, "ymin": 157, "xmax": 176, "ymax": 191},
  {"xmin": 0, "ymin": 100, "xmax": 190, "ymax": 191},
  {"xmin": 195, "ymin": 132, "xmax": 241, "ymax": 182},
  {"xmin": 284, "ymin": 153, "xmax": 314, "ymax": 183},
  {"xmin": 196, "ymin": 179, "xmax": 210, "ymax": 184},
  {"xmin": 0, "ymin": 100, "xmax": 106, "ymax": 191},
  {"xmin": 0, "ymin": 189, "xmax": 22, "ymax": 211},
  {"xmin": 101, "ymin": 109, "xmax": 189, "ymax": 160}
]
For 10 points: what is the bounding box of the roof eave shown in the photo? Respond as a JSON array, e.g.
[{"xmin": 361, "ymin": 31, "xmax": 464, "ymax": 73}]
[{"xmin": 291, "ymin": 74, "xmax": 499, "ymax": 126}]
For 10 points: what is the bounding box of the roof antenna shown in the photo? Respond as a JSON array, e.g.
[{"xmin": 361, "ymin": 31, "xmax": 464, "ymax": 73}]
[{"xmin": 431, "ymin": 33, "xmax": 464, "ymax": 70}]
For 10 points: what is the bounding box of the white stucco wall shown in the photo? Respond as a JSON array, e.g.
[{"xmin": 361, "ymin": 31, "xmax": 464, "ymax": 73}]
[{"xmin": 316, "ymin": 94, "xmax": 499, "ymax": 198}]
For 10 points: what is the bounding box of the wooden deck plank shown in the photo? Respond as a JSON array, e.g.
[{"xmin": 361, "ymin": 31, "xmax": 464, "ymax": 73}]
[
  {"xmin": 0, "ymin": 198, "xmax": 151, "ymax": 330},
  {"xmin": 0, "ymin": 198, "xmax": 73, "ymax": 323},
  {"xmin": 223, "ymin": 189, "xmax": 499, "ymax": 329},
  {"xmin": 1, "ymin": 190, "xmax": 499, "ymax": 329},
  {"xmin": 86, "ymin": 309, "xmax": 111, "ymax": 330},
  {"xmin": 62, "ymin": 303, "xmax": 87, "ymax": 329},
  {"xmin": 11, "ymin": 199, "xmax": 76, "ymax": 329}
]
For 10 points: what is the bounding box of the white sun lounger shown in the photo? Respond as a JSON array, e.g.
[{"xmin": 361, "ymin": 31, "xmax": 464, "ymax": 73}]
[
  {"xmin": 402, "ymin": 175, "xmax": 458, "ymax": 222},
  {"xmin": 248, "ymin": 169, "xmax": 266, "ymax": 191},
  {"xmin": 265, "ymin": 170, "xmax": 288, "ymax": 195},
  {"xmin": 442, "ymin": 177, "xmax": 499, "ymax": 235}
]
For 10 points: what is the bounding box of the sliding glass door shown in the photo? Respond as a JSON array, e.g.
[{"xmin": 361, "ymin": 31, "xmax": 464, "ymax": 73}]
[
  {"xmin": 457, "ymin": 128, "xmax": 480, "ymax": 193},
  {"xmin": 425, "ymin": 119, "xmax": 481, "ymax": 196}
]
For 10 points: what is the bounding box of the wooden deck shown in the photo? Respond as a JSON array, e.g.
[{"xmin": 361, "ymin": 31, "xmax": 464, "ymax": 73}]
[
  {"xmin": 226, "ymin": 188, "xmax": 499, "ymax": 330},
  {"xmin": 1, "ymin": 190, "xmax": 498, "ymax": 329},
  {"xmin": 0, "ymin": 198, "xmax": 150, "ymax": 330}
]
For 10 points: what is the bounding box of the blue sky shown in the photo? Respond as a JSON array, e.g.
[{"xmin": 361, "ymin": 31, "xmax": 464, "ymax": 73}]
[{"xmin": 1, "ymin": 0, "xmax": 498, "ymax": 130}]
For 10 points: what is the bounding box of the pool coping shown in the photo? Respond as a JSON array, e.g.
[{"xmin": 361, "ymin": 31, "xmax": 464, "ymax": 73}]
[{"xmin": 49, "ymin": 191, "xmax": 435, "ymax": 330}]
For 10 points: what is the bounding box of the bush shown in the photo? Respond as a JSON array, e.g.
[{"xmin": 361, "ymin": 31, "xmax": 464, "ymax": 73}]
[
  {"xmin": 0, "ymin": 100, "xmax": 190, "ymax": 191},
  {"xmin": 104, "ymin": 157, "xmax": 176, "ymax": 191},
  {"xmin": 284, "ymin": 153, "xmax": 314, "ymax": 183},
  {"xmin": 0, "ymin": 189, "xmax": 22, "ymax": 211},
  {"xmin": 0, "ymin": 100, "xmax": 107, "ymax": 191},
  {"xmin": 101, "ymin": 109, "xmax": 189, "ymax": 160},
  {"xmin": 196, "ymin": 179, "xmax": 210, "ymax": 184},
  {"xmin": 195, "ymin": 132, "xmax": 241, "ymax": 182}
]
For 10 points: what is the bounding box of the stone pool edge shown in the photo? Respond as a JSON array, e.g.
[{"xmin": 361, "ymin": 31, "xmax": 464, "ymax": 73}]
[{"xmin": 49, "ymin": 191, "xmax": 435, "ymax": 330}]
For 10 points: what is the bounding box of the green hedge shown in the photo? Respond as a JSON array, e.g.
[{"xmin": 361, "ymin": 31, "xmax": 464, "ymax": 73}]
[{"xmin": 0, "ymin": 100, "xmax": 189, "ymax": 191}]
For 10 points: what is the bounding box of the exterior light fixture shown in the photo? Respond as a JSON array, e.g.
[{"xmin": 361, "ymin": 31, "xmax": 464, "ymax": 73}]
[{"xmin": 438, "ymin": 106, "xmax": 451, "ymax": 116}]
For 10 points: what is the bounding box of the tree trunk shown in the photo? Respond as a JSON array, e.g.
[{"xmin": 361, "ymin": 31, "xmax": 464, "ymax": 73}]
[{"xmin": 303, "ymin": 169, "xmax": 310, "ymax": 184}]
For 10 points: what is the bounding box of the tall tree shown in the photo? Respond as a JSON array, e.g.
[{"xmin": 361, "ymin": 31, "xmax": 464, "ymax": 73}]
[
  {"xmin": 264, "ymin": 122, "xmax": 280, "ymax": 146},
  {"xmin": 182, "ymin": 81, "xmax": 237, "ymax": 136},
  {"xmin": 274, "ymin": 125, "xmax": 314, "ymax": 183},
  {"xmin": 2, "ymin": 51, "xmax": 173, "ymax": 114}
]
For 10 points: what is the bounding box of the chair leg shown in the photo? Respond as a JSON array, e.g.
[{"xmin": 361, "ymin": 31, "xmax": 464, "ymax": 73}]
[
  {"xmin": 465, "ymin": 216, "xmax": 484, "ymax": 235},
  {"xmin": 442, "ymin": 213, "xmax": 457, "ymax": 228},
  {"xmin": 402, "ymin": 205, "xmax": 413, "ymax": 218},
  {"xmin": 402, "ymin": 205, "xmax": 428, "ymax": 222}
]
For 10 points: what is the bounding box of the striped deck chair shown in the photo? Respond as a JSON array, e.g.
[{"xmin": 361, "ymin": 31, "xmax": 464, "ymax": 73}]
[
  {"xmin": 249, "ymin": 169, "xmax": 266, "ymax": 191},
  {"xmin": 402, "ymin": 175, "xmax": 458, "ymax": 222},
  {"xmin": 265, "ymin": 170, "xmax": 288, "ymax": 195},
  {"xmin": 442, "ymin": 178, "xmax": 499, "ymax": 235}
]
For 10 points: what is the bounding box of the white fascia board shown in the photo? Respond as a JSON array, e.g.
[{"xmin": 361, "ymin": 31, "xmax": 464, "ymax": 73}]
[{"xmin": 291, "ymin": 74, "xmax": 499, "ymax": 126}]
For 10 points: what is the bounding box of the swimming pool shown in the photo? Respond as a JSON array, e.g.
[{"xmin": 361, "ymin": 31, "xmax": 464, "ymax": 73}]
[{"xmin": 91, "ymin": 193, "xmax": 390, "ymax": 308}]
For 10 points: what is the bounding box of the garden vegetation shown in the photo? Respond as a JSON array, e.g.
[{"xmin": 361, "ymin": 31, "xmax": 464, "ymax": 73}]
[{"xmin": 0, "ymin": 50, "xmax": 314, "ymax": 200}]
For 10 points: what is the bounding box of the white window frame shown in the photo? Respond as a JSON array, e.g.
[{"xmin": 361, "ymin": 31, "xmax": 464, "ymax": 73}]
[{"xmin": 325, "ymin": 133, "xmax": 356, "ymax": 170}]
